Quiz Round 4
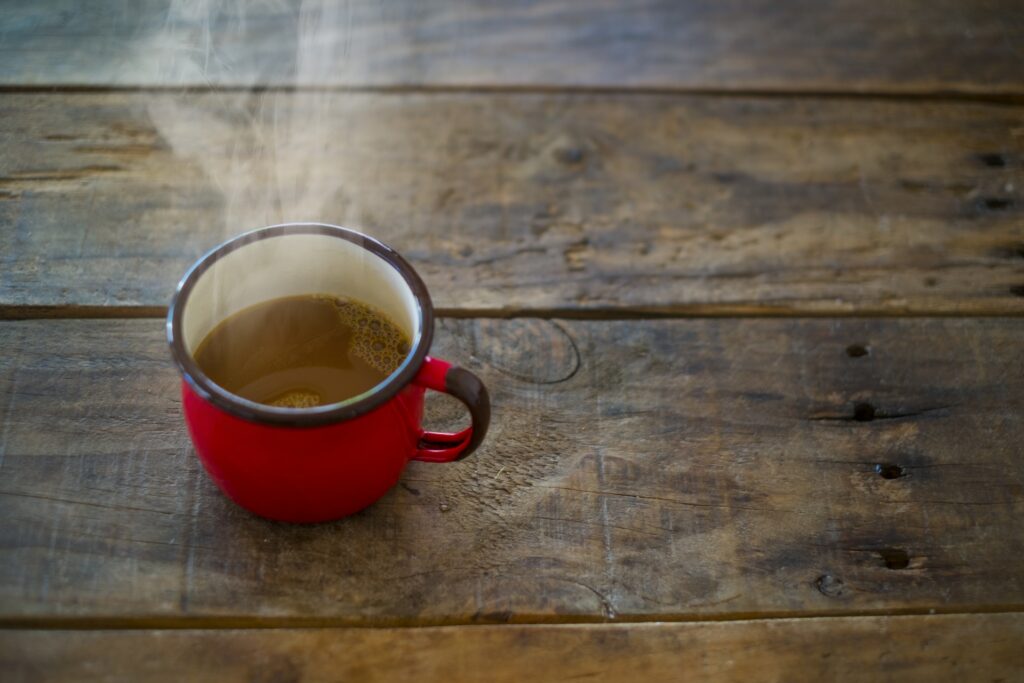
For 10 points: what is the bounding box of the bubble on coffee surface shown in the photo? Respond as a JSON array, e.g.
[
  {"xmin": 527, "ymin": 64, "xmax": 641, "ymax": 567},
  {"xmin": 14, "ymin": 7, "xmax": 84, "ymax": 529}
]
[
  {"xmin": 316, "ymin": 295, "xmax": 411, "ymax": 378},
  {"xmin": 269, "ymin": 390, "xmax": 322, "ymax": 408}
]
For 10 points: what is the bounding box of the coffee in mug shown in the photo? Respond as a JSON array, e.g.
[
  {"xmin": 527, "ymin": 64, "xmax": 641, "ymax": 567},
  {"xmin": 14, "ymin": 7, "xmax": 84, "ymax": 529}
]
[{"xmin": 194, "ymin": 294, "xmax": 411, "ymax": 408}]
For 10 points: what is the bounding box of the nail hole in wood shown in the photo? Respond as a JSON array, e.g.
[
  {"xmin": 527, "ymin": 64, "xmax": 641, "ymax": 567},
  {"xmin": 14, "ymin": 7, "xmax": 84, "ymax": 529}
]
[
  {"xmin": 554, "ymin": 147, "xmax": 584, "ymax": 165},
  {"xmin": 846, "ymin": 344, "xmax": 870, "ymax": 358},
  {"xmin": 989, "ymin": 243, "xmax": 1024, "ymax": 260},
  {"xmin": 923, "ymin": 277, "xmax": 938, "ymax": 287},
  {"xmin": 875, "ymin": 463, "xmax": 906, "ymax": 479},
  {"xmin": 879, "ymin": 548, "xmax": 910, "ymax": 570},
  {"xmin": 853, "ymin": 402, "xmax": 876, "ymax": 422},
  {"xmin": 815, "ymin": 574, "xmax": 846, "ymax": 598},
  {"xmin": 978, "ymin": 153, "xmax": 1007, "ymax": 168},
  {"xmin": 979, "ymin": 197, "xmax": 1012, "ymax": 211},
  {"xmin": 1010, "ymin": 285, "xmax": 1024, "ymax": 298}
]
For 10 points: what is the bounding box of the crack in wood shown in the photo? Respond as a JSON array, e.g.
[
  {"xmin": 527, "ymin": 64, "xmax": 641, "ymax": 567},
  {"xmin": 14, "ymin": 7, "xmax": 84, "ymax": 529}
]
[
  {"xmin": 0, "ymin": 489, "xmax": 176, "ymax": 516},
  {"xmin": 807, "ymin": 406, "xmax": 953, "ymax": 422},
  {"xmin": 534, "ymin": 485, "xmax": 788, "ymax": 514},
  {"xmin": 0, "ymin": 165, "xmax": 124, "ymax": 184}
]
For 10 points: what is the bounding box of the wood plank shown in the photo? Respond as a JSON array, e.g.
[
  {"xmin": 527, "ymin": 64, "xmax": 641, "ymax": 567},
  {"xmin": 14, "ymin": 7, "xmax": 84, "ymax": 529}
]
[
  {"xmin": 2, "ymin": 614, "xmax": 1023, "ymax": 682},
  {"xmin": 2, "ymin": 92, "xmax": 1023, "ymax": 315},
  {"xmin": 2, "ymin": 0, "xmax": 1024, "ymax": 94},
  {"xmin": 1, "ymin": 317, "xmax": 1022, "ymax": 622}
]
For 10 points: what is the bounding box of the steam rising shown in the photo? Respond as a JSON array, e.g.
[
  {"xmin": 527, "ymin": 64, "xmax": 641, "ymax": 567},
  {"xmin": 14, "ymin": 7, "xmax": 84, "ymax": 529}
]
[{"xmin": 142, "ymin": 0, "xmax": 369, "ymax": 234}]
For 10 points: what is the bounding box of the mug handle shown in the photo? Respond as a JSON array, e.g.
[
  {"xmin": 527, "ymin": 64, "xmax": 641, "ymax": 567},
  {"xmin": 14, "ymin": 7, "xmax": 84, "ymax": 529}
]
[{"xmin": 411, "ymin": 357, "xmax": 491, "ymax": 463}]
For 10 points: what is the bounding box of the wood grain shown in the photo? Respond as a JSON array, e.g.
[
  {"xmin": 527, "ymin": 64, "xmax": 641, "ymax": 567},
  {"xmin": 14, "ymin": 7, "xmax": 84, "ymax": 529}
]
[
  {"xmin": 2, "ymin": 92, "xmax": 1023, "ymax": 315},
  {"xmin": 1, "ymin": 317, "xmax": 1022, "ymax": 622},
  {"xmin": 3, "ymin": 614, "xmax": 1023, "ymax": 682},
  {"xmin": 2, "ymin": 0, "xmax": 1024, "ymax": 94}
]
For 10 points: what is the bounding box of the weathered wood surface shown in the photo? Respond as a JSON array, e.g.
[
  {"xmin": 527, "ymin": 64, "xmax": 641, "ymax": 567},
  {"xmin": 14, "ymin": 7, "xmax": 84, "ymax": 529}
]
[
  {"xmin": 1, "ymin": 317, "xmax": 1021, "ymax": 622},
  {"xmin": 3, "ymin": 614, "xmax": 1023, "ymax": 683},
  {"xmin": 2, "ymin": 0, "xmax": 1024, "ymax": 94},
  {"xmin": 2, "ymin": 92, "xmax": 1023, "ymax": 315}
]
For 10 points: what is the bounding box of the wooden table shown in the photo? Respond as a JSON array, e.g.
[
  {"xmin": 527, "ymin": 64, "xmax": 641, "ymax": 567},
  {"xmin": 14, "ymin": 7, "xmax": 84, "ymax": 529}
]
[{"xmin": 2, "ymin": 2, "xmax": 1023, "ymax": 680}]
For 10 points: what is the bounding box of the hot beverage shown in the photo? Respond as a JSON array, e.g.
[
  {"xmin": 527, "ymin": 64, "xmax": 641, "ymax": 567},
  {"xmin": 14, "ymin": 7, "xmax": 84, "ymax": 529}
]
[{"xmin": 194, "ymin": 294, "xmax": 410, "ymax": 408}]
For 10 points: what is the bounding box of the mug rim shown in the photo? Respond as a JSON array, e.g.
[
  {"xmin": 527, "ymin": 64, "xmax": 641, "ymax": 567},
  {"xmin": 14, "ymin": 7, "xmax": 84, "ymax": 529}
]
[{"xmin": 167, "ymin": 223, "xmax": 434, "ymax": 427}]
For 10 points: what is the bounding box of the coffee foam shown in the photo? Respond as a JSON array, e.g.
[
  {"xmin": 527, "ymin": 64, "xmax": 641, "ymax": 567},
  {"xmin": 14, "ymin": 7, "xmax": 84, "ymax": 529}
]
[
  {"xmin": 269, "ymin": 390, "xmax": 322, "ymax": 408},
  {"xmin": 317, "ymin": 295, "xmax": 410, "ymax": 379}
]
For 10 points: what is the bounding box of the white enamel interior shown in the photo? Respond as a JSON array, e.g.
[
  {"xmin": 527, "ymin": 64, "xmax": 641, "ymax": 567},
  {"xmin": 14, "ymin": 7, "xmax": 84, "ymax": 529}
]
[{"xmin": 181, "ymin": 232, "xmax": 419, "ymax": 358}]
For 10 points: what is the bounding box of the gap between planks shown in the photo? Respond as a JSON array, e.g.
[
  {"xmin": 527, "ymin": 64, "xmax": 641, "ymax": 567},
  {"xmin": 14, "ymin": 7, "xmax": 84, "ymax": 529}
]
[
  {"xmin": 0, "ymin": 83, "xmax": 1023, "ymax": 105},
  {"xmin": 3, "ymin": 605, "xmax": 1024, "ymax": 631},
  {"xmin": 3, "ymin": 305, "xmax": 1024, "ymax": 321}
]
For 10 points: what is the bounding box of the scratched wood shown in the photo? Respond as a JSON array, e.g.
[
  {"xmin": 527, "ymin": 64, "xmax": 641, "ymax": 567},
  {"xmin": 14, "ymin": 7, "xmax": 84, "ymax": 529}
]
[
  {"xmin": 3, "ymin": 614, "xmax": 1023, "ymax": 682},
  {"xmin": 2, "ymin": 92, "xmax": 1023, "ymax": 315},
  {"xmin": 2, "ymin": 0, "xmax": 1023, "ymax": 94},
  {"xmin": 1, "ymin": 317, "xmax": 1021, "ymax": 622}
]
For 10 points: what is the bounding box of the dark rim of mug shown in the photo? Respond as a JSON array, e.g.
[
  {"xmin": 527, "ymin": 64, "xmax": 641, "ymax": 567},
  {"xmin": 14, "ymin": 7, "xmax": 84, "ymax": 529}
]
[{"xmin": 166, "ymin": 223, "xmax": 434, "ymax": 428}]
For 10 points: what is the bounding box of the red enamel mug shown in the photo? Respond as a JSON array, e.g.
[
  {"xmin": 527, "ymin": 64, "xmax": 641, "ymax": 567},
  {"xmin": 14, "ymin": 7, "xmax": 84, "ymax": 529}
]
[{"xmin": 167, "ymin": 223, "xmax": 490, "ymax": 522}]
